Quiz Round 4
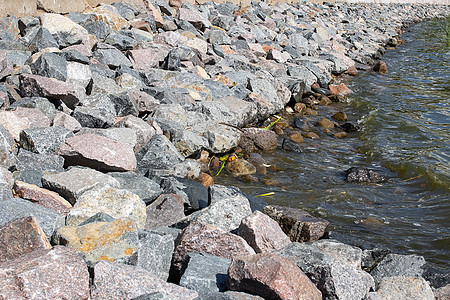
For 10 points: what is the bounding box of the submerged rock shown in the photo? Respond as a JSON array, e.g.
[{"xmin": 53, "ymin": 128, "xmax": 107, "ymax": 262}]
[{"xmin": 345, "ymin": 167, "xmax": 385, "ymax": 184}]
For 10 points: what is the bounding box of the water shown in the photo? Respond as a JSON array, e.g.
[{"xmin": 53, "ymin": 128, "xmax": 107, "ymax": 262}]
[{"xmin": 216, "ymin": 19, "xmax": 450, "ymax": 270}]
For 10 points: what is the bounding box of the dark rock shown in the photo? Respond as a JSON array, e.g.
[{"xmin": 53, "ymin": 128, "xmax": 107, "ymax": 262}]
[
  {"xmin": 108, "ymin": 91, "xmax": 139, "ymax": 117},
  {"xmin": 60, "ymin": 49, "xmax": 90, "ymax": 64},
  {"xmin": 79, "ymin": 212, "xmax": 115, "ymax": 226},
  {"xmin": 27, "ymin": 27, "xmax": 59, "ymax": 52},
  {"xmin": 0, "ymin": 246, "xmax": 90, "ymax": 299},
  {"xmin": 105, "ymin": 33, "xmax": 138, "ymax": 51},
  {"xmin": 262, "ymin": 205, "xmax": 329, "ymax": 242},
  {"xmin": 145, "ymin": 194, "xmax": 185, "ymax": 230},
  {"xmin": 19, "ymin": 126, "xmax": 74, "ymax": 154},
  {"xmin": 373, "ymin": 60, "xmax": 388, "ymax": 73},
  {"xmin": 19, "ymin": 73, "xmax": 85, "ymax": 109},
  {"xmin": 0, "ymin": 216, "xmax": 51, "ymax": 263},
  {"xmin": 340, "ymin": 122, "xmax": 359, "ymax": 133},
  {"xmin": 361, "ymin": 248, "xmax": 391, "ymax": 272},
  {"xmin": 9, "ymin": 96, "xmax": 57, "ymax": 120},
  {"xmin": 30, "ymin": 52, "xmax": 67, "ymax": 82},
  {"xmin": 345, "ymin": 167, "xmax": 385, "ymax": 184},
  {"xmin": 72, "ymin": 106, "xmax": 115, "ymax": 128},
  {"xmin": 93, "ymin": 42, "xmax": 132, "ymax": 69},
  {"xmin": 227, "ymin": 253, "xmax": 322, "ymax": 300},
  {"xmin": 16, "ymin": 149, "xmax": 64, "ymax": 187},
  {"xmin": 162, "ymin": 48, "xmax": 181, "ymax": 71}
]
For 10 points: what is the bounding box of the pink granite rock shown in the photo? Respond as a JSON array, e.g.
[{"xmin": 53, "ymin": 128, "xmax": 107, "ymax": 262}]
[
  {"xmin": 19, "ymin": 73, "xmax": 85, "ymax": 109},
  {"xmin": 91, "ymin": 261, "xmax": 198, "ymax": 300},
  {"xmin": 56, "ymin": 134, "xmax": 137, "ymax": 172},
  {"xmin": 0, "ymin": 216, "xmax": 51, "ymax": 263},
  {"xmin": 0, "ymin": 246, "xmax": 90, "ymax": 299},
  {"xmin": 127, "ymin": 49, "xmax": 161, "ymax": 71},
  {"xmin": 237, "ymin": 211, "xmax": 291, "ymax": 253},
  {"xmin": 227, "ymin": 253, "xmax": 322, "ymax": 300},
  {"xmin": 13, "ymin": 181, "xmax": 72, "ymax": 215},
  {"xmin": 0, "ymin": 107, "xmax": 50, "ymax": 140},
  {"xmin": 172, "ymin": 222, "xmax": 256, "ymax": 273}
]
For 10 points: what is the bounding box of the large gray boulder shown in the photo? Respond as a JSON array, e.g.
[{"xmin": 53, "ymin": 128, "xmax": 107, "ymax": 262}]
[
  {"xmin": 138, "ymin": 231, "xmax": 175, "ymax": 281},
  {"xmin": 277, "ymin": 240, "xmax": 374, "ymax": 300}
]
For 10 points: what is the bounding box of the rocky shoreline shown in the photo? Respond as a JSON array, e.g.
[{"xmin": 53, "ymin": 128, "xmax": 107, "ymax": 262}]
[{"xmin": 0, "ymin": 0, "xmax": 449, "ymax": 299}]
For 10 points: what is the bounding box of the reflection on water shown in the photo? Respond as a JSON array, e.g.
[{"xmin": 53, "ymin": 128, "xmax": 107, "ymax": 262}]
[{"xmin": 216, "ymin": 18, "xmax": 450, "ymax": 270}]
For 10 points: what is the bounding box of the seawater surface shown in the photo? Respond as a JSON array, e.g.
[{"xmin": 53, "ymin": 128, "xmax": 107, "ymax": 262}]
[{"xmin": 216, "ymin": 18, "xmax": 450, "ymax": 270}]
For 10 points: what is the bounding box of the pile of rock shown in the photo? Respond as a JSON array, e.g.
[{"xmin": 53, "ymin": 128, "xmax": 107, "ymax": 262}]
[{"xmin": 0, "ymin": 0, "xmax": 448, "ymax": 299}]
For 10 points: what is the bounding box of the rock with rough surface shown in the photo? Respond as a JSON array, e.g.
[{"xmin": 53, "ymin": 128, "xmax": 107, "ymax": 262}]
[
  {"xmin": 54, "ymin": 218, "xmax": 139, "ymax": 265},
  {"xmin": 66, "ymin": 186, "xmax": 146, "ymax": 229},
  {"xmin": 180, "ymin": 252, "xmax": 231, "ymax": 293},
  {"xmin": 19, "ymin": 74, "xmax": 85, "ymax": 109},
  {"xmin": 15, "ymin": 150, "xmax": 64, "ymax": 187},
  {"xmin": 90, "ymin": 261, "xmax": 198, "ymax": 300},
  {"xmin": 56, "ymin": 134, "xmax": 137, "ymax": 172},
  {"xmin": 277, "ymin": 240, "xmax": 374, "ymax": 300},
  {"xmin": 227, "ymin": 253, "xmax": 322, "ymax": 300},
  {"xmin": 263, "ymin": 205, "xmax": 329, "ymax": 242},
  {"xmin": 0, "ymin": 198, "xmax": 64, "ymax": 238},
  {"xmin": 366, "ymin": 276, "xmax": 433, "ymax": 300},
  {"xmin": 19, "ymin": 126, "xmax": 74, "ymax": 154},
  {"xmin": 345, "ymin": 167, "xmax": 385, "ymax": 184},
  {"xmin": 239, "ymin": 128, "xmax": 277, "ymax": 153},
  {"xmin": 42, "ymin": 167, "xmax": 120, "ymax": 205},
  {"xmin": 13, "ymin": 181, "xmax": 72, "ymax": 214},
  {"xmin": 172, "ymin": 222, "xmax": 255, "ymax": 274},
  {"xmin": 145, "ymin": 193, "xmax": 185, "ymax": 230},
  {"xmin": 138, "ymin": 231, "xmax": 175, "ymax": 281},
  {"xmin": 237, "ymin": 210, "xmax": 291, "ymax": 253},
  {"xmin": 109, "ymin": 172, "xmax": 162, "ymax": 205},
  {"xmin": 0, "ymin": 246, "xmax": 90, "ymax": 300},
  {"xmin": 370, "ymin": 253, "xmax": 426, "ymax": 286},
  {"xmin": 0, "ymin": 216, "xmax": 51, "ymax": 263},
  {"xmin": 0, "ymin": 107, "xmax": 50, "ymax": 140}
]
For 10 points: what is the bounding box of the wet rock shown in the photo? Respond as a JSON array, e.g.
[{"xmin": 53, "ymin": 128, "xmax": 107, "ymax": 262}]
[
  {"xmin": 19, "ymin": 73, "xmax": 85, "ymax": 109},
  {"xmin": 54, "ymin": 218, "xmax": 139, "ymax": 265},
  {"xmin": 341, "ymin": 122, "xmax": 359, "ymax": 133},
  {"xmin": 0, "ymin": 107, "xmax": 50, "ymax": 140},
  {"xmin": 345, "ymin": 167, "xmax": 385, "ymax": 184},
  {"xmin": 370, "ymin": 253, "xmax": 426, "ymax": 286},
  {"xmin": 239, "ymin": 128, "xmax": 277, "ymax": 153},
  {"xmin": 138, "ymin": 231, "xmax": 175, "ymax": 281},
  {"xmin": 288, "ymin": 132, "xmax": 304, "ymax": 143},
  {"xmin": 333, "ymin": 132, "xmax": 348, "ymax": 138},
  {"xmin": 30, "ymin": 52, "xmax": 67, "ymax": 82},
  {"xmin": 318, "ymin": 118, "xmax": 335, "ymax": 129},
  {"xmin": 0, "ymin": 246, "xmax": 90, "ymax": 300},
  {"xmin": 180, "ymin": 252, "xmax": 231, "ymax": 293},
  {"xmin": 0, "ymin": 216, "xmax": 51, "ymax": 263},
  {"xmin": 373, "ymin": 60, "xmax": 388, "ymax": 73},
  {"xmin": 66, "ymin": 185, "xmax": 146, "ymax": 229},
  {"xmin": 237, "ymin": 210, "xmax": 291, "ymax": 253},
  {"xmin": 332, "ymin": 112, "xmax": 348, "ymax": 121},
  {"xmin": 305, "ymin": 132, "xmax": 320, "ymax": 139},
  {"xmin": 19, "ymin": 126, "xmax": 73, "ymax": 154},
  {"xmin": 328, "ymin": 83, "xmax": 352, "ymax": 96},
  {"xmin": 277, "ymin": 240, "xmax": 375, "ymax": 300},
  {"xmin": 366, "ymin": 276, "xmax": 433, "ymax": 300},
  {"xmin": 262, "ymin": 205, "xmax": 329, "ymax": 242},
  {"xmin": 42, "ymin": 166, "xmax": 120, "ymax": 205},
  {"xmin": 189, "ymin": 185, "xmax": 252, "ymax": 232},
  {"xmin": 0, "ymin": 198, "xmax": 65, "ymax": 238},
  {"xmin": 172, "ymin": 222, "xmax": 255, "ymax": 274},
  {"xmin": 56, "ymin": 134, "xmax": 137, "ymax": 172},
  {"xmin": 109, "ymin": 172, "xmax": 162, "ymax": 205},
  {"xmin": 91, "ymin": 261, "xmax": 198, "ymax": 300},
  {"xmin": 145, "ymin": 193, "xmax": 185, "ymax": 230},
  {"xmin": 227, "ymin": 253, "xmax": 322, "ymax": 300},
  {"xmin": 13, "ymin": 181, "xmax": 72, "ymax": 215},
  {"xmin": 16, "ymin": 150, "xmax": 64, "ymax": 187},
  {"xmin": 227, "ymin": 159, "xmax": 257, "ymax": 177}
]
